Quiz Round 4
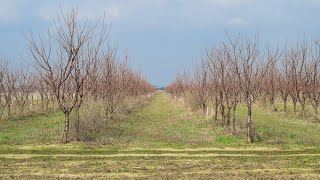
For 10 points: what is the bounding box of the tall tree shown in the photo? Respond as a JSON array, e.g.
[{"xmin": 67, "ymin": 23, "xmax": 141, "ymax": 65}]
[
  {"xmin": 29, "ymin": 8, "xmax": 109, "ymax": 143},
  {"xmin": 227, "ymin": 33, "xmax": 267, "ymax": 143}
]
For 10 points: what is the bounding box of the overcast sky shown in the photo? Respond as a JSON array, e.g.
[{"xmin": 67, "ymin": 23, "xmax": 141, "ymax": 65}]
[{"xmin": 0, "ymin": 0, "xmax": 320, "ymax": 86}]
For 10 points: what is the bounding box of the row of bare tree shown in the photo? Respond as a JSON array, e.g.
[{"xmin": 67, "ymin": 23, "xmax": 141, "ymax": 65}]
[
  {"xmin": 0, "ymin": 62, "xmax": 40, "ymax": 119},
  {"xmin": 0, "ymin": 9, "xmax": 154, "ymax": 143},
  {"xmin": 29, "ymin": 9, "xmax": 155, "ymax": 143},
  {"xmin": 167, "ymin": 34, "xmax": 320, "ymax": 143}
]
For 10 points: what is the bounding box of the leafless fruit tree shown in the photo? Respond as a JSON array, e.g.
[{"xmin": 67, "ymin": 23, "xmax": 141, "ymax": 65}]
[{"xmin": 28, "ymin": 8, "xmax": 109, "ymax": 143}]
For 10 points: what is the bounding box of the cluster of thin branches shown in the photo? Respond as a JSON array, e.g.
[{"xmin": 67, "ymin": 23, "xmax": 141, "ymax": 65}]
[
  {"xmin": 0, "ymin": 61, "xmax": 39, "ymax": 119},
  {"xmin": 167, "ymin": 34, "xmax": 320, "ymax": 143}
]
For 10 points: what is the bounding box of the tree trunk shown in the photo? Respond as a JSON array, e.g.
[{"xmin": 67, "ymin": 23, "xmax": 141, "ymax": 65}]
[
  {"xmin": 7, "ymin": 103, "xmax": 11, "ymax": 118},
  {"xmin": 226, "ymin": 107, "xmax": 231, "ymax": 128},
  {"xmin": 19, "ymin": 100, "xmax": 26, "ymax": 114},
  {"xmin": 247, "ymin": 103, "xmax": 253, "ymax": 143},
  {"xmin": 283, "ymin": 97, "xmax": 287, "ymax": 112},
  {"xmin": 106, "ymin": 105, "xmax": 110, "ymax": 118},
  {"xmin": 206, "ymin": 106, "xmax": 209, "ymax": 117},
  {"xmin": 214, "ymin": 96, "xmax": 218, "ymax": 122},
  {"xmin": 301, "ymin": 104, "xmax": 305, "ymax": 116},
  {"xmin": 74, "ymin": 105, "xmax": 80, "ymax": 141},
  {"xmin": 40, "ymin": 96, "xmax": 44, "ymax": 110},
  {"xmin": 262, "ymin": 96, "xmax": 267, "ymax": 109},
  {"xmin": 62, "ymin": 112, "xmax": 70, "ymax": 143},
  {"xmin": 220, "ymin": 103, "xmax": 225, "ymax": 127},
  {"xmin": 270, "ymin": 97, "xmax": 277, "ymax": 112},
  {"xmin": 293, "ymin": 100, "xmax": 297, "ymax": 114},
  {"xmin": 0, "ymin": 105, "xmax": 4, "ymax": 120},
  {"xmin": 51, "ymin": 97, "xmax": 56, "ymax": 110},
  {"xmin": 232, "ymin": 104, "xmax": 236, "ymax": 135},
  {"xmin": 29, "ymin": 102, "xmax": 33, "ymax": 111},
  {"xmin": 202, "ymin": 103, "xmax": 206, "ymax": 116},
  {"xmin": 45, "ymin": 99, "xmax": 49, "ymax": 111}
]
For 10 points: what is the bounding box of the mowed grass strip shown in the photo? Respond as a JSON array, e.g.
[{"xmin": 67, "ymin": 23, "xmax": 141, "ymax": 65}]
[
  {"xmin": 1, "ymin": 144, "xmax": 320, "ymax": 155},
  {"xmin": 1, "ymin": 153, "xmax": 320, "ymax": 179}
]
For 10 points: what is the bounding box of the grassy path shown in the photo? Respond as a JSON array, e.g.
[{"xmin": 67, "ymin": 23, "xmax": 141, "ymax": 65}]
[
  {"xmin": 1, "ymin": 92, "xmax": 320, "ymax": 179},
  {"xmin": 115, "ymin": 91, "xmax": 218, "ymax": 148}
]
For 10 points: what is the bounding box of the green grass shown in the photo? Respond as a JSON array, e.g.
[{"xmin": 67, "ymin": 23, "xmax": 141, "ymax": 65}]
[
  {"xmin": 1, "ymin": 144, "xmax": 320, "ymax": 179},
  {"xmin": 214, "ymin": 135, "xmax": 241, "ymax": 144},
  {"xmin": 109, "ymin": 92, "xmax": 246, "ymax": 148},
  {"xmin": 234, "ymin": 102, "xmax": 320, "ymax": 146},
  {"xmin": 0, "ymin": 112, "xmax": 64, "ymax": 144}
]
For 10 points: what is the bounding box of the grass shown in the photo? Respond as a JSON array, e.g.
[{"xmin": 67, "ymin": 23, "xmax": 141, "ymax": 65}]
[
  {"xmin": 1, "ymin": 145, "xmax": 320, "ymax": 179},
  {"xmin": 110, "ymin": 92, "xmax": 246, "ymax": 148},
  {"xmin": 0, "ymin": 112, "xmax": 64, "ymax": 144},
  {"xmin": 234, "ymin": 102, "xmax": 320, "ymax": 146},
  {"xmin": 3, "ymin": 92, "xmax": 319, "ymax": 147},
  {"xmin": 1, "ymin": 91, "xmax": 320, "ymax": 178}
]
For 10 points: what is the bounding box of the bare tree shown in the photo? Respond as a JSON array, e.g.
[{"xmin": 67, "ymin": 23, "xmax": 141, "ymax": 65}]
[
  {"xmin": 35, "ymin": 76, "xmax": 53, "ymax": 111},
  {"xmin": 279, "ymin": 53, "xmax": 291, "ymax": 112},
  {"xmin": 3, "ymin": 67, "xmax": 15, "ymax": 119},
  {"xmin": 227, "ymin": 33, "xmax": 266, "ymax": 143},
  {"xmin": 308, "ymin": 39, "xmax": 320, "ymax": 117},
  {"xmin": 99, "ymin": 50, "xmax": 139, "ymax": 118},
  {"xmin": 29, "ymin": 8, "xmax": 109, "ymax": 143},
  {"xmin": 72, "ymin": 17, "xmax": 108, "ymax": 141},
  {"xmin": 12, "ymin": 66, "xmax": 34, "ymax": 114},
  {"xmin": 0, "ymin": 60, "xmax": 10, "ymax": 119},
  {"xmin": 206, "ymin": 46, "xmax": 238, "ymax": 128},
  {"xmin": 296, "ymin": 40, "xmax": 310, "ymax": 116},
  {"xmin": 263, "ymin": 45, "xmax": 282, "ymax": 112},
  {"xmin": 285, "ymin": 41, "xmax": 309, "ymax": 116},
  {"xmin": 188, "ymin": 62, "xmax": 210, "ymax": 115}
]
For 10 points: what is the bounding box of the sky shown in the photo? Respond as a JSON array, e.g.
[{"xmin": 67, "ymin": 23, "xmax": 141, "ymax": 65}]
[{"xmin": 0, "ymin": 0, "xmax": 320, "ymax": 86}]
